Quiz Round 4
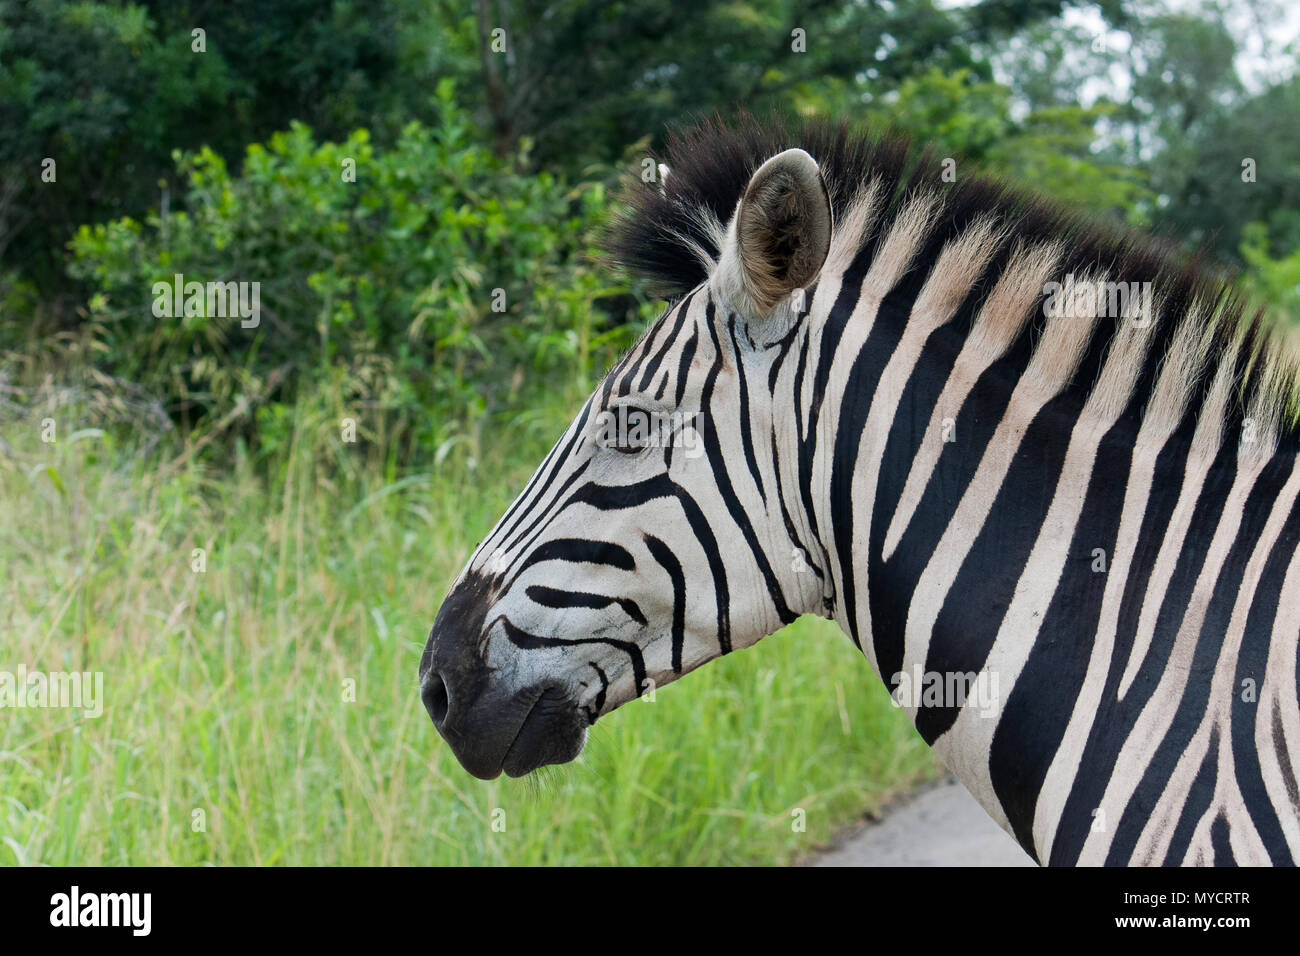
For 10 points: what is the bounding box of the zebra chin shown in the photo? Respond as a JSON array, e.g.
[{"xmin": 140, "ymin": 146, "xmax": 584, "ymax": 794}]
[{"xmin": 419, "ymin": 572, "xmax": 590, "ymax": 779}]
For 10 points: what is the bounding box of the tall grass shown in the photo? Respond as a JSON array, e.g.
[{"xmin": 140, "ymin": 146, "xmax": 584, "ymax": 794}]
[{"xmin": 0, "ymin": 394, "xmax": 937, "ymax": 866}]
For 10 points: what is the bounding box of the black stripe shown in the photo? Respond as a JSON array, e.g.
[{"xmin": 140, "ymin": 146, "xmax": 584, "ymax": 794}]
[
  {"xmin": 728, "ymin": 312, "xmax": 767, "ymax": 506},
  {"xmin": 524, "ymin": 584, "xmax": 647, "ymax": 627},
  {"xmin": 770, "ymin": 419, "xmax": 824, "ymax": 585},
  {"xmin": 566, "ymin": 474, "xmax": 733, "ymax": 654},
  {"xmin": 1162, "ymin": 728, "xmax": 1220, "ymax": 864},
  {"xmin": 701, "ymin": 300, "xmax": 796, "ymax": 626},
  {"xmin": 498, "ymin": 455, "xmax": 594, "ymax": 559},
  {"xmin": 766, "ymin": 302, "xmax": 804, "ymax": 394},
  {"xmin": 796, "ymin": 257, "xmax": 873, "ymax": 606},
  {"xmin": 1210, "ymin": 812, "xmax": 1233, "ymax": 864},
  {"xmin": 989, "ymin": 414, "xmax": 1135, "ymax": 858},
  {"xmin": 672, "ymin": 325, "xmax": 699, "ymax": 409},
  {"xmin": 510, "ymin": 538, "xmax": 635, "ymax": 588},
  {"xmin": 917, "ymin": 392, "xmax": 1077, "ymax": 744},
  {"xmin": 870, "ymin": 328, "xmax": 1031, "ymax": 686},
  {"xmin": 644, "ymin": 534, "xmax": 687, "ymax": 672},
  {"xmin": 1237, "ymin": 489, "xmax": 1300, "ymax": 846},
  {"xmin": 1048, "ymin": 427, "xmax": 1197, "ymax": 865},
  {"xmin": 1105, "ymin": 446, "xmax": 1252, "ymax": 864},
  {"xmin": 639, "ymin": 291, "xmax": 695, "ymax": 395},
  {"xmin": 498, "ymin": 617, "xmax": 646, "ymax": 701},
  {"xmin": 485, "ymin": 400, "xmax": 592, "ymax": 554},
  {"xmin": 828, "ymin": 277, "xmax": 922, "ymax": 649},
  {"xmin": 587, "ymin": 662, "xmax": 609, "ymax": 721},
  {"xmin": 1270, "ymin": 698, "xmax": 1300, "ymax": 837},
  {"xmin": 1225, "ymin": 458, "xmax": 1298, "ymax": 864}
]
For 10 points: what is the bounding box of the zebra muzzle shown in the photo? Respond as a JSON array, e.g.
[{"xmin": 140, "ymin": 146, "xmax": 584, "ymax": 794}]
[{"xmin": 419, "ymin": 574, "xmax": 587, "ymax": 779}]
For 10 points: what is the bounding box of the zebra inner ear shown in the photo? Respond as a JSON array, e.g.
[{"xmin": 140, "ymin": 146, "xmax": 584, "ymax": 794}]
[{"xmin": 718, "ymin": 148, "xmax": 832, "ymax": 318}]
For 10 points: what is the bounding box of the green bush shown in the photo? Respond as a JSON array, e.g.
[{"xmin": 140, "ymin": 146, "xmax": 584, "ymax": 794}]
[
  {"xmin": 0, "ymin": 0, "xmax": 438, "ymax": 293},
  {"xmin": 66, "ymin": 81, "xmax": 646, "ymax": 465},
  {"xmin": 1240, "ymin": 222, "xmax": 1300, "ymax": 328}
]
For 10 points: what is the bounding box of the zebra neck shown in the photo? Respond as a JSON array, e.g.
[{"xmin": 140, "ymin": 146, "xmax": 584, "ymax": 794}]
[{"xmin": 798, "ymin": 261, "xmax": 1300, "ymax": 864}]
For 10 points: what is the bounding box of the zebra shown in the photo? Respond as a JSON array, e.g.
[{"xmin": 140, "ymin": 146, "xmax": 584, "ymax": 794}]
[{"xmin": 419, "ymin": 115, "xmax": 1300, "ymax": 866}]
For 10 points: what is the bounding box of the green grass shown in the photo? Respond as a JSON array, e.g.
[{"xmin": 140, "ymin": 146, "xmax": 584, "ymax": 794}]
[{"xmin": 0, "ymin": 402, "xmax": 937, "ymax": 865}]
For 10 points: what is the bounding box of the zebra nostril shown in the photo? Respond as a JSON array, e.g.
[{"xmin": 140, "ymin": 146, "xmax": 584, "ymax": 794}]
[{"xmin": 421, "ymin": 671, "xmax": 450, "ymax": 728}]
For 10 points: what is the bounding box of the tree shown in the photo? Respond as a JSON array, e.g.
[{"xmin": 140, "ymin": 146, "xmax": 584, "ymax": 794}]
[
  {"xmin": 462, "ymin": 0, "xmax": 1073, "ymax": 173},
  {"xmin": 0, "ymin": 0, "xmax": 434, "ymax": 299}
]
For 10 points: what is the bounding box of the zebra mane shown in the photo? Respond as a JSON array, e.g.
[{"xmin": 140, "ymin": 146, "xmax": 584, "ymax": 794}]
[{"xmin": 609, "ymin": 113, "xmax": 1300, "ymax": 453}]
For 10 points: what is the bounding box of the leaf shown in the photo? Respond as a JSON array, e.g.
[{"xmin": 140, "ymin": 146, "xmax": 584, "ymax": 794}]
[{"xmin": 28, "ymin": 462, "xmax": 66, "ymax": 496}]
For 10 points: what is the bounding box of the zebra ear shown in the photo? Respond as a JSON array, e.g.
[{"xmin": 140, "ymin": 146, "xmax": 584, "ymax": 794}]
[{"xmin": 716, "ymin": 148, "xmax": 832, "ymax": 318}]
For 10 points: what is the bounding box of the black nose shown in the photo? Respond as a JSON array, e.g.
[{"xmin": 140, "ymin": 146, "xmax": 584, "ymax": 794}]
[
  {"xmin": 418, "ymin": 570, "xmax": 587, "ymax": 779},
  {"xmin": 418, "ymin": 571, "xmax": 494, "ymax": 736},
  {"xmin": 421, "ymin": 669, "xmax": 450, "ymax": 728},
  {"xmin": 417, "ymin": 636, "xmax": 500, "ymax": 778}
]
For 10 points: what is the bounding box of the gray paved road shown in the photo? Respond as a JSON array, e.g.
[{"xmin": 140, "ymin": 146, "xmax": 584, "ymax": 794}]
[{"xmin": 808, "ymin": 778, "xmax": 1036, "ymax": 866}]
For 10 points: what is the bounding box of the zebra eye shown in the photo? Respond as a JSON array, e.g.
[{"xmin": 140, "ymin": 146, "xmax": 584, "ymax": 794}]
[{"xmin": 598, "ymin": 405, "xmax": 658, "ymax": 453}]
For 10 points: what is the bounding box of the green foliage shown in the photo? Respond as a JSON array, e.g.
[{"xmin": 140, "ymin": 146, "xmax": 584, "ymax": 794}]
[
  {"xmin": 65, "ymin": 84, "xmax": 644, "ymax": 462},
  {"xmin": 1001, "ymin": 5, "xmax": 1300, "ymax": 265},
  {"xmin": 865, "ymin": 67, "xmax": 1016, "ymax": 157},
  {"xmin": 864, "ymin": 67, "xmax": 1154, "ymax": 224},
  {"xmin": 1240, "ymin": 222, "xmax": 1300, "ymax": 326},
  {"xmin": 989, "ymin": 105, "xmax": 1154, "ymax": 225},
  {"xmin": 457, "ymin": 0, "xmax": 1069, "ymax": 173},
  {"xmin": 1145, "ymin": 76, "xmax": 1300, "ymax": 263},
  {"xmin": 0, "ymin": 0, "xmax": 435, "ymax": 293}
]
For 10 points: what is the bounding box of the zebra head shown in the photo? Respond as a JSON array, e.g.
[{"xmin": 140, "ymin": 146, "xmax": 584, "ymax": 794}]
[{"xmin": 419, "ymin": 148, "xmax": 835, "ymax": 778}]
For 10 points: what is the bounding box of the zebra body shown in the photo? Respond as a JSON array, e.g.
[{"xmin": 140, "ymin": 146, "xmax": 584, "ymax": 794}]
[{"xmin": 420, "ymin": 118, "xmax": 1300, "ymax": 865}]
